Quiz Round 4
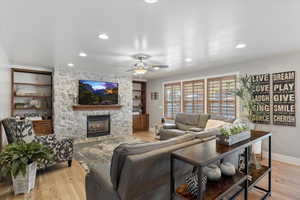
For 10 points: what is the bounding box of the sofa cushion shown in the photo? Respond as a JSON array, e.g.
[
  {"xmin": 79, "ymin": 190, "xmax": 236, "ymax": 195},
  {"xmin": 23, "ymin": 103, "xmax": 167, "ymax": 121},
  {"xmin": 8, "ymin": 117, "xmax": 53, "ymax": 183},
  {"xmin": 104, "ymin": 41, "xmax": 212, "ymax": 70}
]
[
  {"xmin": 198, "ymin": 114, "xmax": 210, "ymax": 128},
  {"xmin": 110, "ymin": 133, "xmax": 196, "ymax": 190},
  {"xmin": 162, "ymin": 123, "xmax": 177, "ymax": 129},
  {"xmin": 117, "ymin": 138, "xmax": 202, "ymax": 200},
  {"xmin": 188, "ymin": 127, "xmax": 204, "ymax": 132},
  {"xmin": 176, "ymin": 122, "xmax": 196, "ymax": 131},
  {"xmin": 175, "ymin": 113, "xmax": 200, "ymax": 126},
  {"xmin": 159, "ymin": 128, "xmax": 186, "ymax": 140}
]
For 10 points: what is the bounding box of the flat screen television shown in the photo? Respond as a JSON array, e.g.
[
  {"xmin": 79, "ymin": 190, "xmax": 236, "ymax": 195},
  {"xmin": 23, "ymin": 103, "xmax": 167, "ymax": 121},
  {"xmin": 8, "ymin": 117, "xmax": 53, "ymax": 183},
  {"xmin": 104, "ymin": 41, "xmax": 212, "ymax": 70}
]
[{"xmin": 78, "ymin": 80, "xmax": 118, "ymax": 105}]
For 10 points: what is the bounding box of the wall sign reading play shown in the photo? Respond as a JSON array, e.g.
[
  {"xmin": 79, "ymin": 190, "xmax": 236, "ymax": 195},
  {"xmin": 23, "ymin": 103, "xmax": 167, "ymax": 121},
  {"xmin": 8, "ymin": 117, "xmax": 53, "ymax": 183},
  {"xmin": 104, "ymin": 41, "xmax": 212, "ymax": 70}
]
[
  {"xmin": 251, "ymin": 74, "xmax": 271, "ymax": 124},
  {"xmin": 272, "ymin": 71, "xmax": 296, "ymax": 126}
]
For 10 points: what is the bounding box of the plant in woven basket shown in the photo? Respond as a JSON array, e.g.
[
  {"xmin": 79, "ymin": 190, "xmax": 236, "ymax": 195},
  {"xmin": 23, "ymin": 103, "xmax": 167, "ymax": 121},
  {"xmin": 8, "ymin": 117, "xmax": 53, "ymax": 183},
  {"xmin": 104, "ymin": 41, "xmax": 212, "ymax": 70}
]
[{"xmin": 0, "ymin": 141, "xmax": 53, "ymax": 195}]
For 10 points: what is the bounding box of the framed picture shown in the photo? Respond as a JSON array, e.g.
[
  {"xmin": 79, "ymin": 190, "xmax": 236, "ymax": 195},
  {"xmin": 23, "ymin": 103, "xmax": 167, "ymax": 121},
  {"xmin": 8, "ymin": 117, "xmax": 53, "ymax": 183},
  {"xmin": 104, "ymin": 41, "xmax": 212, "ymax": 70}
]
[{"xmin": 151, "ymin": 92, "xmax": 159, "ymax": 100}]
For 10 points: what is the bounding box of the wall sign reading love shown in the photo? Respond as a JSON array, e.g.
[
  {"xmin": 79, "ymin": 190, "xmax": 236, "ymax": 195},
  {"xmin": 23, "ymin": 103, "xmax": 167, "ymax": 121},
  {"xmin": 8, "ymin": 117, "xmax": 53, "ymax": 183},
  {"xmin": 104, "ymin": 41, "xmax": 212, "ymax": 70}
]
[
  {"xmin": 272, "ymin": 71, "xmax": 296, "ymax": 126},
  {"xmin": 251, "ymin": 74, "xmax": 271, "ymax": 124},
  {"xmin": 251, "ymin": 71, "xmax": 296, "ymax": 127}
]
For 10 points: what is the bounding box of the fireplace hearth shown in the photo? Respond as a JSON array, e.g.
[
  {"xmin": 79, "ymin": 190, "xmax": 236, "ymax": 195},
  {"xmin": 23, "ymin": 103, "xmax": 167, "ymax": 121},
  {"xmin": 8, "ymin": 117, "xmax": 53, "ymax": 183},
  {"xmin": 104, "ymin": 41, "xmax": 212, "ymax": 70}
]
[{"xmin": 87, "ymin": 115, "xmax": 110, "ymax": 137}]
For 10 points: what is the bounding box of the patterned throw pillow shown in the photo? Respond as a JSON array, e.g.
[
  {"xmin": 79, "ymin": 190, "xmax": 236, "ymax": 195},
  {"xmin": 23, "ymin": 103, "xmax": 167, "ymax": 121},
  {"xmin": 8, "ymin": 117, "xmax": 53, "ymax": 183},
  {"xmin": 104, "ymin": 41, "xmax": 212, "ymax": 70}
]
[
  {"xmin": 15, "ymin": 119, "xmax": 35, "ymax": 143},
  {"xmin": 185, "ymin": 172, "xmax": 207, "ymax": 197}
]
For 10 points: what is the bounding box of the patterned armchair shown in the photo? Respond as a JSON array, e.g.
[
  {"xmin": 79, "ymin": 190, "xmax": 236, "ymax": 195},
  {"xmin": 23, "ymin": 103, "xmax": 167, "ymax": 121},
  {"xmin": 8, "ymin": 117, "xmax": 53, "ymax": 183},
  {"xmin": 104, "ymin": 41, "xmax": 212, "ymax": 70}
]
[{"xmin": 1, "ymin": 118, "xmax": 73, "ymax": 168}]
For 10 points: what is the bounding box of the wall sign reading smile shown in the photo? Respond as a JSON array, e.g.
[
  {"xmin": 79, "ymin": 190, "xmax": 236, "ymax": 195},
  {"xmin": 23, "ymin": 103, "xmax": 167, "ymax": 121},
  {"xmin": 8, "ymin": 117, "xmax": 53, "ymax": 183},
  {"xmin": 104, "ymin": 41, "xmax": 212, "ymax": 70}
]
[{"xmin": 272, "ymin": 71, "xmax": 296, "ymax": 126}]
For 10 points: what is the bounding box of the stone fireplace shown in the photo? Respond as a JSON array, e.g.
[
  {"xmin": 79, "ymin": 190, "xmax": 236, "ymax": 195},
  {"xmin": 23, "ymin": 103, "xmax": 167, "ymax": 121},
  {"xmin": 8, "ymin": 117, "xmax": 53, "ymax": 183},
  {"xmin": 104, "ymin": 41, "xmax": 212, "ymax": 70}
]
[
  {"xmin": 87, "ymin": 115, "xmax": 110, "ymax": 137},
  {"xmin": 53, "ymin": 68, "xmax": 133, "ymax": 139}
]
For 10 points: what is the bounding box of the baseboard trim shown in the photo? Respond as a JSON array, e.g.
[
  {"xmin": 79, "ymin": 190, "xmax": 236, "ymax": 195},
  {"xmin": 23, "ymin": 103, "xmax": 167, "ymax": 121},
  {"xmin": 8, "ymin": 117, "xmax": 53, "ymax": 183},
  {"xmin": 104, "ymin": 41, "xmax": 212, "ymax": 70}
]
[{"xmin": 263, "ymin": 151, "xmax": 300, "ymax": 166}]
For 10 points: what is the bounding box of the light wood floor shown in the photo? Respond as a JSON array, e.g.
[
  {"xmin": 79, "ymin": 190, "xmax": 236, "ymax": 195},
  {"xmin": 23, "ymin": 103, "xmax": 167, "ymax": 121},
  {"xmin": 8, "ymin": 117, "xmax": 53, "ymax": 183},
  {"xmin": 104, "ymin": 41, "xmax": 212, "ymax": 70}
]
[{"xmin": 1, "ymin": 132, "xmax": 300, "ymax": 200}]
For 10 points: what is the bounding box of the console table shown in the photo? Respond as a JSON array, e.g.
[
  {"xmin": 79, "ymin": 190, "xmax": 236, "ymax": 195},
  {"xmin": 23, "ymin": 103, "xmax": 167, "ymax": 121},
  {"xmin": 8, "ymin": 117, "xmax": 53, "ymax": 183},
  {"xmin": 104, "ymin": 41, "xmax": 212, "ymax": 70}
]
[{"xmin": 171, "ymin": 130, "xmax": 272, "ymax": 200}]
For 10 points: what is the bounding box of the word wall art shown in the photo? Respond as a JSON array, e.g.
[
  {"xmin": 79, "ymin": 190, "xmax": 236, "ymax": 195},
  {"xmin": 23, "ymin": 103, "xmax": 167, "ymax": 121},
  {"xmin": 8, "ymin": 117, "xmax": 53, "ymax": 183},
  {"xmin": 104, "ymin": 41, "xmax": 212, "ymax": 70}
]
[{"xmin": 272, "ymin": 71, "xmax": 296, "ymax": 126}]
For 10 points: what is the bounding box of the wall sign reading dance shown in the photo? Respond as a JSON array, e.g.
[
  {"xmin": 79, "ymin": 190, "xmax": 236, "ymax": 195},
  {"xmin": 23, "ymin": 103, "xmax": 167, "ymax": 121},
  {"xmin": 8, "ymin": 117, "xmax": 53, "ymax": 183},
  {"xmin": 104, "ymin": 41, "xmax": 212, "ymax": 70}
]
[
  {"xmin": 251, "ymin": 74, "xmax": 271, "ymax": 124},
  {"xmin": 272, "ymin": 71, "xmax": 296, "ymax": 126}
]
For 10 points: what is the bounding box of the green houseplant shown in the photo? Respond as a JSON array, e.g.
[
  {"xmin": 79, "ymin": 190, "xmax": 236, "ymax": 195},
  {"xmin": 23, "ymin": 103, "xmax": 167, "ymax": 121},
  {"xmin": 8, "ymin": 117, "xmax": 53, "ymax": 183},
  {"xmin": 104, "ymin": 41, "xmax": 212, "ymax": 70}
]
[
  {"xmin": 218, "ymin": 124, "xmax": 250, "ymax": 146},
  {"xmin": 234, "ymin": 75, "xmax": 268, "ymax": 123},
  {"xmin": 234, "ymin": 74, "xmax": 262, "ymax": 169},
  {"xmin": 0, "ymin": 141, "xmax": 53, "ymax": 195},
  {"xmin": 234, "ymin": 75, "xmax": 257, "ymax": 122}
]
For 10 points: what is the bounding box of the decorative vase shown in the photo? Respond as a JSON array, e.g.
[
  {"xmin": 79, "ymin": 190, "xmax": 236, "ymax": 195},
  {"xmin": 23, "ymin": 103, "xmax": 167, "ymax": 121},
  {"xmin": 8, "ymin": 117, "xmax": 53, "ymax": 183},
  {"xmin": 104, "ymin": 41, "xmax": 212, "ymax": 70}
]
[
  {"xmin": 203, "ymin": 164, "xmax": 221, "ymax": 181},
  {"xmin": 12, "ymin": 162, "xmax": 37, "ymax": 195},
  {"xmin": 220, "ymin": 162, "xmax": 236, "ymax": 176}
]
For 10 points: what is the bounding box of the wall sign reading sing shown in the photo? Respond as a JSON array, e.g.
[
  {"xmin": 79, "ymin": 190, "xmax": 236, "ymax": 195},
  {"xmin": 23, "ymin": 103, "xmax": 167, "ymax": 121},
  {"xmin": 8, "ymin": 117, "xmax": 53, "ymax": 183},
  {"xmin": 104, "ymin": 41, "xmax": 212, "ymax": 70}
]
[
  {"xmin": 251, "ymin": 74, "xmax": 271, "ymax": 124},
  {"xmin": 272, "ymin": 71, "xmax": 296, "ymax": 126}
]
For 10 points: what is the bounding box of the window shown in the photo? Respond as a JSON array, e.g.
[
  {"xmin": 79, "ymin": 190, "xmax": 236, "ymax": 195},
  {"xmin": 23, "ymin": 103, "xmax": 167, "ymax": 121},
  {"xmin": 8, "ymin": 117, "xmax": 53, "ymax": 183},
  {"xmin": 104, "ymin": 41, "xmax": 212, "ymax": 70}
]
[
  {"xmin": 164, "ymin": 82, "xmax": 181, "ymax": 119},
  {"xmin": 183, "ymin": 80, "xmax": 205, "ymax": 113},
  {"xmin": 207, "ymin": 75, "xmax": 236, "ymax": 119}
]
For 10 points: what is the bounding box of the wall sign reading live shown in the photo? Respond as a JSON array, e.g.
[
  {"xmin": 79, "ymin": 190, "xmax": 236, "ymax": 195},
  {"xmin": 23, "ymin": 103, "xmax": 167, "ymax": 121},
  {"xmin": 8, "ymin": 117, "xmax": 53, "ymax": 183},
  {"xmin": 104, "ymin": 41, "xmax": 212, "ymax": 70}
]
[
  {"xmin": 251, "ymin": 74, "xmax": 271, "ymax": 124},
  {"xmin": 272, "ymin": 71, "xmax": 296, "ymax": 126}
]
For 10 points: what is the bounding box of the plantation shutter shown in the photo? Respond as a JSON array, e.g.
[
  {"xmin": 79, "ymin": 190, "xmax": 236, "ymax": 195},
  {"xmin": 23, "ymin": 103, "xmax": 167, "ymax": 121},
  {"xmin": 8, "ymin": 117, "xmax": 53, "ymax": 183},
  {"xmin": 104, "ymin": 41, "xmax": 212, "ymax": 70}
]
[
  {"xmin": 207, "ymin": 75, "xmax": 236, "ymax": 120},
  {"xmin": 183, "ymin": 80, "xmax": 205, "ymax": 113},
  {"xmin": 164, "ymin": 82, "xmax": 181, "ymax": 119}
]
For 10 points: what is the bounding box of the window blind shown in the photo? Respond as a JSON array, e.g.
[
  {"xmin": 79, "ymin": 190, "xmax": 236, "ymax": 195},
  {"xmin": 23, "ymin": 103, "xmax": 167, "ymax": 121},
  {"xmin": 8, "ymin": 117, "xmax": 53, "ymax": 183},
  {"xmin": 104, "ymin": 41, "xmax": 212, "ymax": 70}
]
[
  {"xmin": 207, "ymin": 75, "xmax": 236, "ymax": 120},
  {"xmin": 164, "ymin": 82, "xmax": 181, "ymax": 119},
  {"xmin": 183, "ymin": 79, "xmax": 205, "ymax": 113}
]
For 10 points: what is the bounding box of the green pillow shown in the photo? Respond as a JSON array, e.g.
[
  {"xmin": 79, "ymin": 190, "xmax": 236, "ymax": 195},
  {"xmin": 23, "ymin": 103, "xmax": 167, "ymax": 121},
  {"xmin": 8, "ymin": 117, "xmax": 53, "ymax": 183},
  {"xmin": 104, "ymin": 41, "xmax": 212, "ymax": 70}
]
[{"xmin": 198, "ymin": 114, "xmax": 210, "ymax": 128}]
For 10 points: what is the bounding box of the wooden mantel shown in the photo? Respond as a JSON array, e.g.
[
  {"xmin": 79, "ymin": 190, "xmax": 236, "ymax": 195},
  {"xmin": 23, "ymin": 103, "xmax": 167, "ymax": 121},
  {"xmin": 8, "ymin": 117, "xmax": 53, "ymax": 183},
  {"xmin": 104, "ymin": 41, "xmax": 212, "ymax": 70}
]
[{"xmin": 72, "ymin": 105, "xmax": 123, "ymax": 111}]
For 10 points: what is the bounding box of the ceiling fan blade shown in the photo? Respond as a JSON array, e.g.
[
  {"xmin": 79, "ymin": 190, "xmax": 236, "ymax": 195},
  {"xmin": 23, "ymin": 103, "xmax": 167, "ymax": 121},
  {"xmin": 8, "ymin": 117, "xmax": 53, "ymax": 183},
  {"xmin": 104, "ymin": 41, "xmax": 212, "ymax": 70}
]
[
  {"xmin": 151, "ymin": 64, "xmax": 169, "ymax": 69},
  {"xmin": 126, "ymin": 69, "xmax": 135, "ymax": 72}
]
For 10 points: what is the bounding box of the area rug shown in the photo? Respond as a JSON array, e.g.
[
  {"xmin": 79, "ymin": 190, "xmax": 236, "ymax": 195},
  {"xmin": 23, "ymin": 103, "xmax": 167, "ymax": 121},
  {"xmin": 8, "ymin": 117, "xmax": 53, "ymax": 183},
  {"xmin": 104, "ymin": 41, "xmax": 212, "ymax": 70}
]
[{"xmin": 74, "ymin": 135, "xmax": 146, "ymax": 171}]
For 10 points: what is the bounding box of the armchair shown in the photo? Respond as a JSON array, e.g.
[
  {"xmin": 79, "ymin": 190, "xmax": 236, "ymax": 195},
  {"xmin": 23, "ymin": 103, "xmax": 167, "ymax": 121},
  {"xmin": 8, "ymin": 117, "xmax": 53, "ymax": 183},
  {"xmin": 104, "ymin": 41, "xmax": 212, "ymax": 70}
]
[{"xmin": 1, "ymin": 118, "xmax": 73, "ymax": 168}]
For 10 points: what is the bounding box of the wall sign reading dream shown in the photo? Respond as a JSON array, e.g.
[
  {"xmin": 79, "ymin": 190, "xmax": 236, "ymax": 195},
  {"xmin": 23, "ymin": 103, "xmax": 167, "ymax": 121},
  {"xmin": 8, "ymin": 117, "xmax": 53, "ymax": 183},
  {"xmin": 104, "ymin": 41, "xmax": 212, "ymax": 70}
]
[{"xmin": 272, "ymin": 71, "xmax": 296, "ymax": 126}]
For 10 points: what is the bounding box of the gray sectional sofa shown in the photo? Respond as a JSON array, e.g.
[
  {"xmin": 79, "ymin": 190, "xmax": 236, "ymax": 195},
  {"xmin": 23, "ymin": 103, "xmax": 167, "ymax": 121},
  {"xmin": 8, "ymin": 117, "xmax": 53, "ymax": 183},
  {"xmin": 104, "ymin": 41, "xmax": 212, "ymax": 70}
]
[
  {"xmin": 85, "ymin": 129, "xmax": 219, "ymax": 200},
  {"xmin": 159, "ymin": 113, "xmax": 211, "ymax": 140}
]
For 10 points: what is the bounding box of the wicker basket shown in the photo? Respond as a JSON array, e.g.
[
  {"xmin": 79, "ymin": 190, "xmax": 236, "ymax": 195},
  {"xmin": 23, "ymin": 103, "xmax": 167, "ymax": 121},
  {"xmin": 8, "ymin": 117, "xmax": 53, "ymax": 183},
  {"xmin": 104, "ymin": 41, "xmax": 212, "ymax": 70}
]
[{"xmin": 12, "ymin": 162, "xmax": 37, "ymax": 195}]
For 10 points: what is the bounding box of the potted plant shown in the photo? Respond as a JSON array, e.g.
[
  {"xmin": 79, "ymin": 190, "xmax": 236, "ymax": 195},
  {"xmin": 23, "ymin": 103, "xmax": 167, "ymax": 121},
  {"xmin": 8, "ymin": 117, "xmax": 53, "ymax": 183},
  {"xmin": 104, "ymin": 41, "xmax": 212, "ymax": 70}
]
[
  {"xmin": 234, "ymin": 75, "xmax": 268, "ymax": 127},
  {"xmin": 0, "ymin": 141, "xmax": 52, "ymax": 195},
  {"xmin": 218, "ymin": 124, "xmax": 250, "ymax": 146},
  {"xmin": 234, "ymin": 74, "xmax": 263, "ymax": 169}
]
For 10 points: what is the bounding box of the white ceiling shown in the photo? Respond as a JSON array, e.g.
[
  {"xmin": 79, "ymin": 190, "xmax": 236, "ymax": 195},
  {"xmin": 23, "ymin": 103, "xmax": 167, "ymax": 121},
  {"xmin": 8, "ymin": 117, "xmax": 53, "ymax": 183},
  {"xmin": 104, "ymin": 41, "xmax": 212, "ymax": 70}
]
[{"xmin": 0, "ymin": 0, "xmax": 300, "ymax": 79}]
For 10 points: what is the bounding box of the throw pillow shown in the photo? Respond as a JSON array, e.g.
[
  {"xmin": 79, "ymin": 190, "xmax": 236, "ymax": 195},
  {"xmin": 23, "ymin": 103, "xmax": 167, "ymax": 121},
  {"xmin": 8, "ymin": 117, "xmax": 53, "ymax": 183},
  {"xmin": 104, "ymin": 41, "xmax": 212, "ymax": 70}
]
[
  {"xmin": 205, "ymin": 119, "xmax": 232, "ymax": 131},
  {"xmin": 185, "ymin": 172, "xmax": 207, "ymax": 197},
  {"xmin": 198, "ymin": 114, "xmax": 210, "ymax": 128},
  {"xmin": 16, "ymin": 119, "xmax": 35, "ymax": 143}
]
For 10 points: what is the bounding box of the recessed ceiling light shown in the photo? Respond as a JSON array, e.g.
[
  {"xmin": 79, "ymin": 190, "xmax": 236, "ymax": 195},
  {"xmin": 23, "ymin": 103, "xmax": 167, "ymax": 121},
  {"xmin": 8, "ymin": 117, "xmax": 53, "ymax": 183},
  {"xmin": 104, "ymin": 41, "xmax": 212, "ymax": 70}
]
[
  {"xmin": 144, "ymin": 0, "xmax": 158, "ymax": 4},
  {"xmin": 79, "ymin": 52, "xmax": 87, "ymax": 57},
  {"xmin": 236, "ymin": 43, "xmax": 247, "ymax": 49},
  {"xmin": 68, "ymin": 63, "xmax": 74, "ymax": 67},
  {"xmin": 185, "ymin": 58, "xmax": 192, "ymax": 62},
  {"xmin": 98, "ymin": 33, "xmax": 109, "ymax": 40}
]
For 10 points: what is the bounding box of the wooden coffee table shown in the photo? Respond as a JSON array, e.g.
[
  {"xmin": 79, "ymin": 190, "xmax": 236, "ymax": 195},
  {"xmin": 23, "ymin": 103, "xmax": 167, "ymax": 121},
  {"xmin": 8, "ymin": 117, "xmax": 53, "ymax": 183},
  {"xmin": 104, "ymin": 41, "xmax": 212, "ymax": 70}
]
[{"xmin": 170, "ymin": 130, "xmax": 272, "ymax": 200}]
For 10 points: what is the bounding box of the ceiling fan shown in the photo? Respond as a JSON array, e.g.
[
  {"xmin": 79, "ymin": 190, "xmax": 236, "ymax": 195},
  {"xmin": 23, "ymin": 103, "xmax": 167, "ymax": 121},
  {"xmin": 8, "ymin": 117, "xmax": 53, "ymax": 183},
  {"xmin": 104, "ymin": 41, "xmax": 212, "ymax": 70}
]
[{"xmin": 127, "ymin": 54, "xmax": 169, "ymax": 75}]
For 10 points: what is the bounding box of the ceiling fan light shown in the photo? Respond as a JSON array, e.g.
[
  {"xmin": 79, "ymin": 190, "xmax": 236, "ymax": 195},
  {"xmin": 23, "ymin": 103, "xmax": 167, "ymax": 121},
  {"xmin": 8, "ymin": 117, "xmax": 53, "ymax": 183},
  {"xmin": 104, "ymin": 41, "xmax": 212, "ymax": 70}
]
[
  {"xmin": 153, "ymin": 67, "xmax": 160, "ymax": 70},
  {"xmin": 134, "ymin": 68, "xmax": 147, "ymax": 75}
]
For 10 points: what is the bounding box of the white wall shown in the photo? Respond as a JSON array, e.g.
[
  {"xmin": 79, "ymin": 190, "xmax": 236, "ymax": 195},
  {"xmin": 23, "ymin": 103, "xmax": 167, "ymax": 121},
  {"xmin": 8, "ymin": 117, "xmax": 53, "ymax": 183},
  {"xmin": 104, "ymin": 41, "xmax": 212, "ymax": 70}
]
[
  {"xmin": 0, "ymin": 47, "xmax": 10, "ymax": 119},
  {"xmin": 0, "ymin": 46, "xmax": 10, "ymax": 146},
  {"xmin": 147, "ymin": 52, "xmax": 300, "ymax": 159}
]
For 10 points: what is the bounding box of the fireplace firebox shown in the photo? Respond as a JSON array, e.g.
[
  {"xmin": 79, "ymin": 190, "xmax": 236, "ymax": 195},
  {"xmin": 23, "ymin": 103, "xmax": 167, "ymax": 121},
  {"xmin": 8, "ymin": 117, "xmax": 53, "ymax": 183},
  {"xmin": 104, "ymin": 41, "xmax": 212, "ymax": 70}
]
[{"xmin": 87, "ymin": 115, "xmax": 110, "ymax": 137}]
